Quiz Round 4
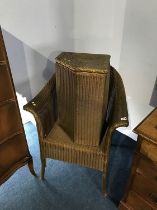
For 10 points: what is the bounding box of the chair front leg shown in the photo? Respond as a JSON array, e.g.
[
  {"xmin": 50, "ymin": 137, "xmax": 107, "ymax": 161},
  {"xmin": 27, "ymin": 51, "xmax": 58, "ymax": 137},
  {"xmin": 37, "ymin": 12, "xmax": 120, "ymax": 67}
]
[
  {"xmin": 102, "ymin": 157, "xmax": 109, "ymax": 196},
  {"xmin": 102, "ymin": 171, "xmax": 107, "ymax": 196},
  {"xmin": 41, "ymin": 158, "xmax": 46, "ymax": 180}
]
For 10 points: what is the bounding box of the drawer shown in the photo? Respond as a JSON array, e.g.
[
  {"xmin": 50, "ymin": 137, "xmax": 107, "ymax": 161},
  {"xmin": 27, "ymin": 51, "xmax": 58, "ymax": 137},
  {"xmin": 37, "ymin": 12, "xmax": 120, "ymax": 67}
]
[
  {"xmin": 0, "ymin": 42, "xmax": 5, "ymax": 62},
  {"xmin": 0, "ymin": 102, "xmax": 22, "ymax": 142},
  {"xmin": 132, "ymin": 173, "xmax": 157, "ymax": 208},
  {"xmin": 140, "ymin": 139, "xmax": 157, "ymax": 163},
  {"xmin": 137, "ymin": 157, "xmax": 157, "ymax": 183},
  {"xmin": 0, "ymin": 133, "xmax": 29, "ymax": 175},
  {"xmin": 0, "ymin": 65, "xmax": 14, "ymax": 102},
  {"xmin": 127, "ymin": 191, "xmax": 155, "ymax": 210}
]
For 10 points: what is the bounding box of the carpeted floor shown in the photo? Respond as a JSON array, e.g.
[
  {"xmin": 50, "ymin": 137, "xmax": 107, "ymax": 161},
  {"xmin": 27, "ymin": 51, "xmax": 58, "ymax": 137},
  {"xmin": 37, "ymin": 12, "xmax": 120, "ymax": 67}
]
[{"xmin": 0, "ymin": 122, "xmax": 137, "ymax": 210}]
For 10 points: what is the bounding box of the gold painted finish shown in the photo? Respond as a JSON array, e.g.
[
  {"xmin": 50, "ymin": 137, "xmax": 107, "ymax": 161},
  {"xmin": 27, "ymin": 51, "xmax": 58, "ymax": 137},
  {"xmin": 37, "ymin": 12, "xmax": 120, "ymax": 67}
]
[
  {"xmin": 56, "ymin": 52, "xmax": 110, "ymax": 73},
  {"xmin": 24, "ymin": 52, "xmax": 128, "ymax": 195}
]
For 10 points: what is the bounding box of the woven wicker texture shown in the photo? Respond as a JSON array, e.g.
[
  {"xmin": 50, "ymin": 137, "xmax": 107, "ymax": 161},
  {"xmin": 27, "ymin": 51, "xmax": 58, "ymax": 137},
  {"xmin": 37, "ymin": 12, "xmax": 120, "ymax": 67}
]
[
  {"xmin": 24, "ymin": 52, "xmax": 129, "ymax": 194},
  {"xmin": 56, "ymin": 52, "xmax": 110, "ymax": 146},
  {"xmin": 56, "ymin": 52, "xmax": 110, "ymax": 73},
  {"xmin": 42, "ymin": 123, "xmax": 105, "ymax": 171}
]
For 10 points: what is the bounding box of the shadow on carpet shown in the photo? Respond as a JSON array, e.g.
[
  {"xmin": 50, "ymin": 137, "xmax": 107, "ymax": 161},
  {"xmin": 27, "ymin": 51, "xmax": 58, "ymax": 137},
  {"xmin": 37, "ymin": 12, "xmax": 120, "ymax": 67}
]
[{"xmin": 0, "ymin": 122, "xmax": 137, "ymax": 210}]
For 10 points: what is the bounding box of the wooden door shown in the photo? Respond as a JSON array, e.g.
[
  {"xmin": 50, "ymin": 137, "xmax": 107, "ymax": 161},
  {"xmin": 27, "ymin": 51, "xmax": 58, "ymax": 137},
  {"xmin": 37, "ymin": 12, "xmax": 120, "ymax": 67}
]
[{"xmin": 0, "ymin": 26, "xmax": 36, "ymax": 185}]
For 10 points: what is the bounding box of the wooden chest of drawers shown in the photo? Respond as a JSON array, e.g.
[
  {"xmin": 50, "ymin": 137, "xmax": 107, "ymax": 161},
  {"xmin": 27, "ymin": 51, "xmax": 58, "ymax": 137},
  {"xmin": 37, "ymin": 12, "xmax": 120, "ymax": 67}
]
[
  {"xmin": 119, "ymin": 108, "xmax": 157, "ymax": 210},
  {"xmin": 0, "ymin": 26, "xmax": 36, "ymax": 185}
]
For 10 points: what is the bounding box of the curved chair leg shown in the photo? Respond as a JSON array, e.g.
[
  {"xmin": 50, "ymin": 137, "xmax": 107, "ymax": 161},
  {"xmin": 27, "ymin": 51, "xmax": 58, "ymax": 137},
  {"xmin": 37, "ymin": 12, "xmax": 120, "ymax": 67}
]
[
  {"xmin": 41, "ymin": 158, "xmax": 46, "ymax": 180},
  {"xmin": 102, "ymin": 159, "xmax": 109, "ymax": 196},
  {"xmin": 102, "ymin": 172, "xmax": 107, "ymax": 196},
  {"xmin": 28, "ymin": 159, "xmax": 37, "ymax": 176}
]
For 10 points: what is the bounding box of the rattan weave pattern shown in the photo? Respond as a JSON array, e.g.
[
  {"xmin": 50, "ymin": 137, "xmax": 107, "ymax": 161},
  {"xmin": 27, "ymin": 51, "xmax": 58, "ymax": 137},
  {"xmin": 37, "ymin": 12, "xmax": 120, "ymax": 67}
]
[
  {"xmin": 42, "ymin": 123, "xmax": 105, "ymax": 171},
  {"xmin": 56, "ymin": 63, "xmax": 110, "ymax": 146},
  {"xmin": 42, "ymin": 141, "xmax": 105, "ymax": 171},
  {"xmin": 23, "ymin": 52, "xmax": 129, "ymax": 195},
  {"xmin": 56, "ymin": 52, "xmax": 110, "ymax": 73}
]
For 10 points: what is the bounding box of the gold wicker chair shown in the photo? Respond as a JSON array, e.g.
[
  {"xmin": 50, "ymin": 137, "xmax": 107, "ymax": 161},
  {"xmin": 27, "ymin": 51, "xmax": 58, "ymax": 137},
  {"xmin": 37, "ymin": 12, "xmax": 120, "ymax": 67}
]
[{"xmin": 24, "ymin": 52, "xmax": 128, "ymax": 195}]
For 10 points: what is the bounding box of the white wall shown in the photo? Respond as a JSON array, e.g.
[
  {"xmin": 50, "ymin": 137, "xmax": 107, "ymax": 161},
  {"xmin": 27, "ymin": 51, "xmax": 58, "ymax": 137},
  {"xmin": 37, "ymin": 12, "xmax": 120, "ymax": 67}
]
[
  {"xmin": 74, "ymin": 0, "xmax": 127, "ymax": 68},
  {"xmin": 0, "ymin": 0, "xmax": 74, "ymax": 58},
  {"xmin": 0, "ymin": 0, "xmax": 127, "ymax": 97},
  {"xmin": 1, "ymin": 0, "xmax": 156, "ymax": 138},
  {"xmin": 119, "ymin": 0, "xmax": 157, "ymax": 136},
  {"xmin": 0, "ymin": 0, "xmax": 74, "ymax": 98}
]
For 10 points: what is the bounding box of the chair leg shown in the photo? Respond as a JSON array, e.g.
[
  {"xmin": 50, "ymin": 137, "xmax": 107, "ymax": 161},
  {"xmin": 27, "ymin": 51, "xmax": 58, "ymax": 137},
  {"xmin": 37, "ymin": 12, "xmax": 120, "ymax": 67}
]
[
  {"xmin": 28, "ymin": 159, "xmax": 37, "ymax": 176},
  {"xmin": 41, "ymin": 158, "xmax": 46, "ymax": 180},
  {"xmin": 102, "ymin": 172, "xmax": 107, "ymax": 196}
]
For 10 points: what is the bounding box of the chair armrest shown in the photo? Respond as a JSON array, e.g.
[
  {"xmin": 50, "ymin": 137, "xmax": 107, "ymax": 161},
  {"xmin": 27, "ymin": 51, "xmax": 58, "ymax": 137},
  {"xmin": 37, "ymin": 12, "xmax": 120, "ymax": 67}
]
[
  {"xmin": 101, "ymin": 67, "xmax": 129, "ymax": 151},
  {"xmin": 23, "ymin": 74, "xmax": 57, "ymax": 140},
  {"xmin": 107, "ymin": 66, "xmax": 129, "ymax": 129}
]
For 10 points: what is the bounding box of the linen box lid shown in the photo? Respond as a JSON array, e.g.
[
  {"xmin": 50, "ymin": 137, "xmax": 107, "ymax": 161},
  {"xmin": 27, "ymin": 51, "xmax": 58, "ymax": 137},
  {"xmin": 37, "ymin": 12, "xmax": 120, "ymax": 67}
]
[{"xmin": 55, "ymin": 52, "xmax": 110, "ymax": 74}]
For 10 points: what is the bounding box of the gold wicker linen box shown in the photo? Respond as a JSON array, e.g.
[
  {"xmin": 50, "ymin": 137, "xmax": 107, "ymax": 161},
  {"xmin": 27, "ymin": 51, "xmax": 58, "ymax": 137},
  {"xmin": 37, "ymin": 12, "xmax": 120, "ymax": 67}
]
[{"xmin": 56, "ymin": 52, "xmax": 110, "ymax": 146}]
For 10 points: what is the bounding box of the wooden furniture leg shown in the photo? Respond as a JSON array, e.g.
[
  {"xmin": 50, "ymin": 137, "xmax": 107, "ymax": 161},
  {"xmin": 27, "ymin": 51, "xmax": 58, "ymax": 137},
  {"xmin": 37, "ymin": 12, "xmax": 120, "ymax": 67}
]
[
  {"xmin": 28, "ymin": 159, "xmax": 37, "ymax": 176},
  {"xmin": 41, "ymin": 158, "xmax": 46, "ymax": 180}
]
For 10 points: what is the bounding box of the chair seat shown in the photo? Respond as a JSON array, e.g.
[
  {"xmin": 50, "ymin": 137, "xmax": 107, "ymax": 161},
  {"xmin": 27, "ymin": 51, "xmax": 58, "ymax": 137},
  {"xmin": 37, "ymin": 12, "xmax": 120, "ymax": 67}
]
[{"xmin": 41, "ymin": 123, "xmax": 106, "ymax": 171}]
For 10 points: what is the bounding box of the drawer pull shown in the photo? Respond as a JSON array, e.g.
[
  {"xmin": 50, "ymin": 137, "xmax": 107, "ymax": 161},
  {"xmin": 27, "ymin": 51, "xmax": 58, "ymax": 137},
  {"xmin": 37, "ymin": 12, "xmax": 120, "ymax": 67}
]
[{"xmin": 148, "ymin": 193, "xmax": 157, "ymax": 204}]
